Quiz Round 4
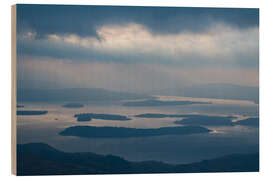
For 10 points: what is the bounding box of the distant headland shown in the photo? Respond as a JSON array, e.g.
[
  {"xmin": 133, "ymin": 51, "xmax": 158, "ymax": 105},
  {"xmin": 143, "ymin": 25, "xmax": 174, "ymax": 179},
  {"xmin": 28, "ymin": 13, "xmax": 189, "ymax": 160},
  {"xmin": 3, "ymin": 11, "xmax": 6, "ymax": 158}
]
[{"xmin": 123, "ymin": 99, "xmax": 211, "ymax": 107}]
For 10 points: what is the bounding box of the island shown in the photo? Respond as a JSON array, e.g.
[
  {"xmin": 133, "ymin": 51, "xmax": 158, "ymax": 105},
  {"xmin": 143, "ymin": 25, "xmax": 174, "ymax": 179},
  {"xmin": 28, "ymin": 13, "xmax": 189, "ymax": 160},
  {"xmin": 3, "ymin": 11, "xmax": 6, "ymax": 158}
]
[
  {"xmin": 135, "ymin": 113, "xmax": 236, "ymax": 126},
  {"xmin": 123, "ymin": 99, "xmax": 211, "ymax": 107},
  {"xmin": 174, "ymin": 115, "xmax": 236, "ymax": 126},
  {"xmin": 59, "ymin": 125, "xmax": 211, "ymax": 138},
  {"xmin": 17, "ymin": 110, "xmax": 48, "ymax": 116},
  {"xmin": 17, "ymin": 142, "xmax": 259, "ymax": 175},
  {"xmin": 62, "ymin": 103, "xmax": 84, "ymax": 108},
  {"xmin": 234, "ymin": 118, "xmax": 259, "ymax": 127},
  {"xmin": 135, "ymin": 113, "xmax": 183, "ymax": 118},
  {"xmin": 74, "ymin": 113, "xmax": 131, "ymax": 121}
]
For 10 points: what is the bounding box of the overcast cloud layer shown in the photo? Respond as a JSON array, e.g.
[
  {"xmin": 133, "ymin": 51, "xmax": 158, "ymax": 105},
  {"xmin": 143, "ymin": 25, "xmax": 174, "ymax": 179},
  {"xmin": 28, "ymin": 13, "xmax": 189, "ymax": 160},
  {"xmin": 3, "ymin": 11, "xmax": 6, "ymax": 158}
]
[{"xmin": 16, "ymin": 5, "xmax": 259, "ymax": 91}]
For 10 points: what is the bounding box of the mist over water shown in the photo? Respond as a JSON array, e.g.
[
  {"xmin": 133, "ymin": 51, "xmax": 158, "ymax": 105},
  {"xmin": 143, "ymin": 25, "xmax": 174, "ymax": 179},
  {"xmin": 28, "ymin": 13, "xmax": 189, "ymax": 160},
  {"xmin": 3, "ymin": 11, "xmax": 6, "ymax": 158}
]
[{"xmin": 15, "ymin": 6, "xmax": 259, "ymax": 174}]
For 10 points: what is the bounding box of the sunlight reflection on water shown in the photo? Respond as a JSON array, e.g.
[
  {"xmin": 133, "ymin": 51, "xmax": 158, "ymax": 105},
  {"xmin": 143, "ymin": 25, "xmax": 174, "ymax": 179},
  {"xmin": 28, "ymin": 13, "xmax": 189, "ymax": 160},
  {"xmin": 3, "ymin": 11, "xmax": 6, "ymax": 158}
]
[{"xmin": 17, "ymin": 96, "xmax": 259, "ymax": 164}]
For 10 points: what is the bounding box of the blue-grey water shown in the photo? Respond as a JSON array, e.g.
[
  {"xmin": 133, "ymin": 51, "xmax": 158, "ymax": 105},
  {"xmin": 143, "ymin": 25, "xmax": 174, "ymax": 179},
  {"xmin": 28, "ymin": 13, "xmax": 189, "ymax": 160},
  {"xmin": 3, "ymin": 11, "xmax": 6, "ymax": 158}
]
[{"xmin": 17, "ymin": 96, "xmax": 259, "ymax": 164}]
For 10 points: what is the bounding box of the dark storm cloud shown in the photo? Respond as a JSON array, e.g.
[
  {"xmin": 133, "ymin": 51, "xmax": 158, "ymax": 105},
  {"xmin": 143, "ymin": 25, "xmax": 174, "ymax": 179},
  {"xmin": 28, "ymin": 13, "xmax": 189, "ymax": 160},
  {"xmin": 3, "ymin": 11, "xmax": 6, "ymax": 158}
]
[
  {"xmin": 16, "ymin": 31, "xmax": 259, "ymax": 68},
  {"xmin": 15, "ymin": 5, "xmax": 259, "ymax": 93},
  {"xmin": 17, "ymin": 4, "xmax": 259, "ymax": 38},
  {"xmin": 16, "ymin": 4, "xmax": 259, "ymax": 73}
]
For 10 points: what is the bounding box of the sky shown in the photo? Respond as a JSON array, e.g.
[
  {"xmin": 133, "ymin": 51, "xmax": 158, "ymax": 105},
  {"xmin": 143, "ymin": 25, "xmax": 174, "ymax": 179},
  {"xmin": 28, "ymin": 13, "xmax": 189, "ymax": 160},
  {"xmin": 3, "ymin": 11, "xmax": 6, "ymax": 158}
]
[{"xmin": 16, "ymin": 4, "xmax": 259, "ymax": 92}]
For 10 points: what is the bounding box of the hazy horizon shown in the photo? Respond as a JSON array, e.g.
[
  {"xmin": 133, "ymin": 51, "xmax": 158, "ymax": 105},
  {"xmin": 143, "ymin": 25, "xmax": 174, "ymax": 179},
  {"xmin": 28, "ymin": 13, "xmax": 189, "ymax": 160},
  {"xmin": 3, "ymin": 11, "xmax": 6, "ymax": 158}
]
[
  {"xmin": 17, "ymin": 5, "xmax": 259, "ymax": 93},
  {"xmin": 15, "ymin": 5, "xmax": 259, "ymax": 175}
]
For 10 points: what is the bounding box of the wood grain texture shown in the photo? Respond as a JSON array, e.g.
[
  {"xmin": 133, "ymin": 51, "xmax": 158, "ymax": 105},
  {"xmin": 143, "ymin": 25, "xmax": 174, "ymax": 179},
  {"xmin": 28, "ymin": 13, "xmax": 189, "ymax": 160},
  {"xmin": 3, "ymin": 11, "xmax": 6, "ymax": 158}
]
[{"xmin": 11, "ymin": 4, "xmax": 17, "ymax": 175}]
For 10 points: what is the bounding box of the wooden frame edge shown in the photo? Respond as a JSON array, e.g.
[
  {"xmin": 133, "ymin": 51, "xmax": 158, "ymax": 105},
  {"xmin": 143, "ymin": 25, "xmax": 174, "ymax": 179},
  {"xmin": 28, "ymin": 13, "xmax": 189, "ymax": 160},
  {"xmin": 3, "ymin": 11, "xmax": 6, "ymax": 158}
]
[{"xmin": 11, "ymin": 4, "xmax": 17, "ymax": 176}]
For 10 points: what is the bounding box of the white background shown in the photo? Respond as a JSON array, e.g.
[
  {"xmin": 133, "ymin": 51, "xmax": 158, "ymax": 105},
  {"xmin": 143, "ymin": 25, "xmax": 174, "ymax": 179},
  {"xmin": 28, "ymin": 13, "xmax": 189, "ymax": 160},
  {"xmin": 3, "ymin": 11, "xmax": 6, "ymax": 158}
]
[{"xmin": 0, "ymin": 0, "xmax": 269, "ymax": 179}]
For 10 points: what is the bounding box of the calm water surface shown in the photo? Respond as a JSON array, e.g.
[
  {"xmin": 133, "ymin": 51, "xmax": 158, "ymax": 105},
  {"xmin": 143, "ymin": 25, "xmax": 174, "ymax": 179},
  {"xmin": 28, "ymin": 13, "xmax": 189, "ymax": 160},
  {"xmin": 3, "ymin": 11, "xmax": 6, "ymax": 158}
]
[{"xmin": 17, "ymin": 96, "xmax": 259, "ymax": 164}]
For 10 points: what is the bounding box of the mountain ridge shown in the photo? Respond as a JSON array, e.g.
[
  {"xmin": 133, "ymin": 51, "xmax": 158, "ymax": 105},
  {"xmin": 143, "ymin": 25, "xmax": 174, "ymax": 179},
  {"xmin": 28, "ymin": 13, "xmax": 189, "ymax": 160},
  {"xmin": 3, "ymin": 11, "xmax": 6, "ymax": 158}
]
[{"xmin": 17, "ymin": 143, "xmax": 259, "ymax": 175}]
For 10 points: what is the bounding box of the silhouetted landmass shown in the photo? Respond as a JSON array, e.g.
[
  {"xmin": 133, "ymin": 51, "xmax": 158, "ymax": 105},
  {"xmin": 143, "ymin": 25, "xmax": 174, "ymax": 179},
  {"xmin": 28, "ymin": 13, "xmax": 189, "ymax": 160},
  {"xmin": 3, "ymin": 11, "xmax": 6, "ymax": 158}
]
[
  {"xmin": 17, "ymin": 105, "xmax": 24, "ymax": 108},
  {"xmin": 59, "ymin": 125, "xmax": 211, "ymax": 138},
  {"xmin": 174, "ymin": 115, "xmax": 236, "ymax": 126},
  {"xmin": 123, "ymin": 99, "xmax": 211, "ymax": 107},
  {"xmin": 62, "ymin": 103, "xmax": 84, "ymax": 108},
  {"xmin": 17, "ymin": 110, "xmax": 48, "ymax": 116},
  {"xmin": 155, "ymin": 83, "xmax": 259, "ymax": 104},
  {"xmin": 135, "ymin": 113, "xmax": 184, "ymax": 118},
  {"xmin": 135, "ymin": 113, "xmax": 259, "ymax": 127},
  {"xmin": 74, "ymin": 113, "xmax": 131, "ymax": 121},
  {"xmin": 17, "ymin": 143, "xmax": 259, "ymax": 175},
  {"xmin": 234, "ymin": 118, "xmax": 259, "ymax": 127},
  {"xmin": 17, "ymin": 88, "xmax": 152, "ymax": 102},
  {"xmin": 135, "ymin": 113, "xmax": 236, "ymax": 126}
]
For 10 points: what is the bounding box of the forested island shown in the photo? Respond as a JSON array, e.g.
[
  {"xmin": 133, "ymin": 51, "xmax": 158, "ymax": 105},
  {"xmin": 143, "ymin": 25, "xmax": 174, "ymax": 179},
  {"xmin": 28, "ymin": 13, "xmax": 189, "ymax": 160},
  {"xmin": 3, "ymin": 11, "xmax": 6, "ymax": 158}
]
[
  {"xmin": 135, "ymin": 113, "xmax": 236, "ymax": 126},
  {"xmin": 62, "ymin": 103, "xmax": 84, "ymax": 108},
  {"xmin": 59, "ymin": 125, "xmax": 211, "ymax": 138},
  {"xmin": 135, "ymin": 113, "xmax": 259, "ymax": 127},
  {"xmin": 74, "ymin": 113, "xmax": 131, "ymax": 121},
  {"xmin": 234, "ymin": 118, "xmax": 259, "ymax": 127},
  {"xmin": 135, "ymin": 113, "xmax": 184, "ymax": 118},
  {"xmin": 17, "ymin": 110, "xmax": 48, "ymax": 116},
  {"xmin": 174, "ymin": 115, "xmax": 236, "ymax": 126}
]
